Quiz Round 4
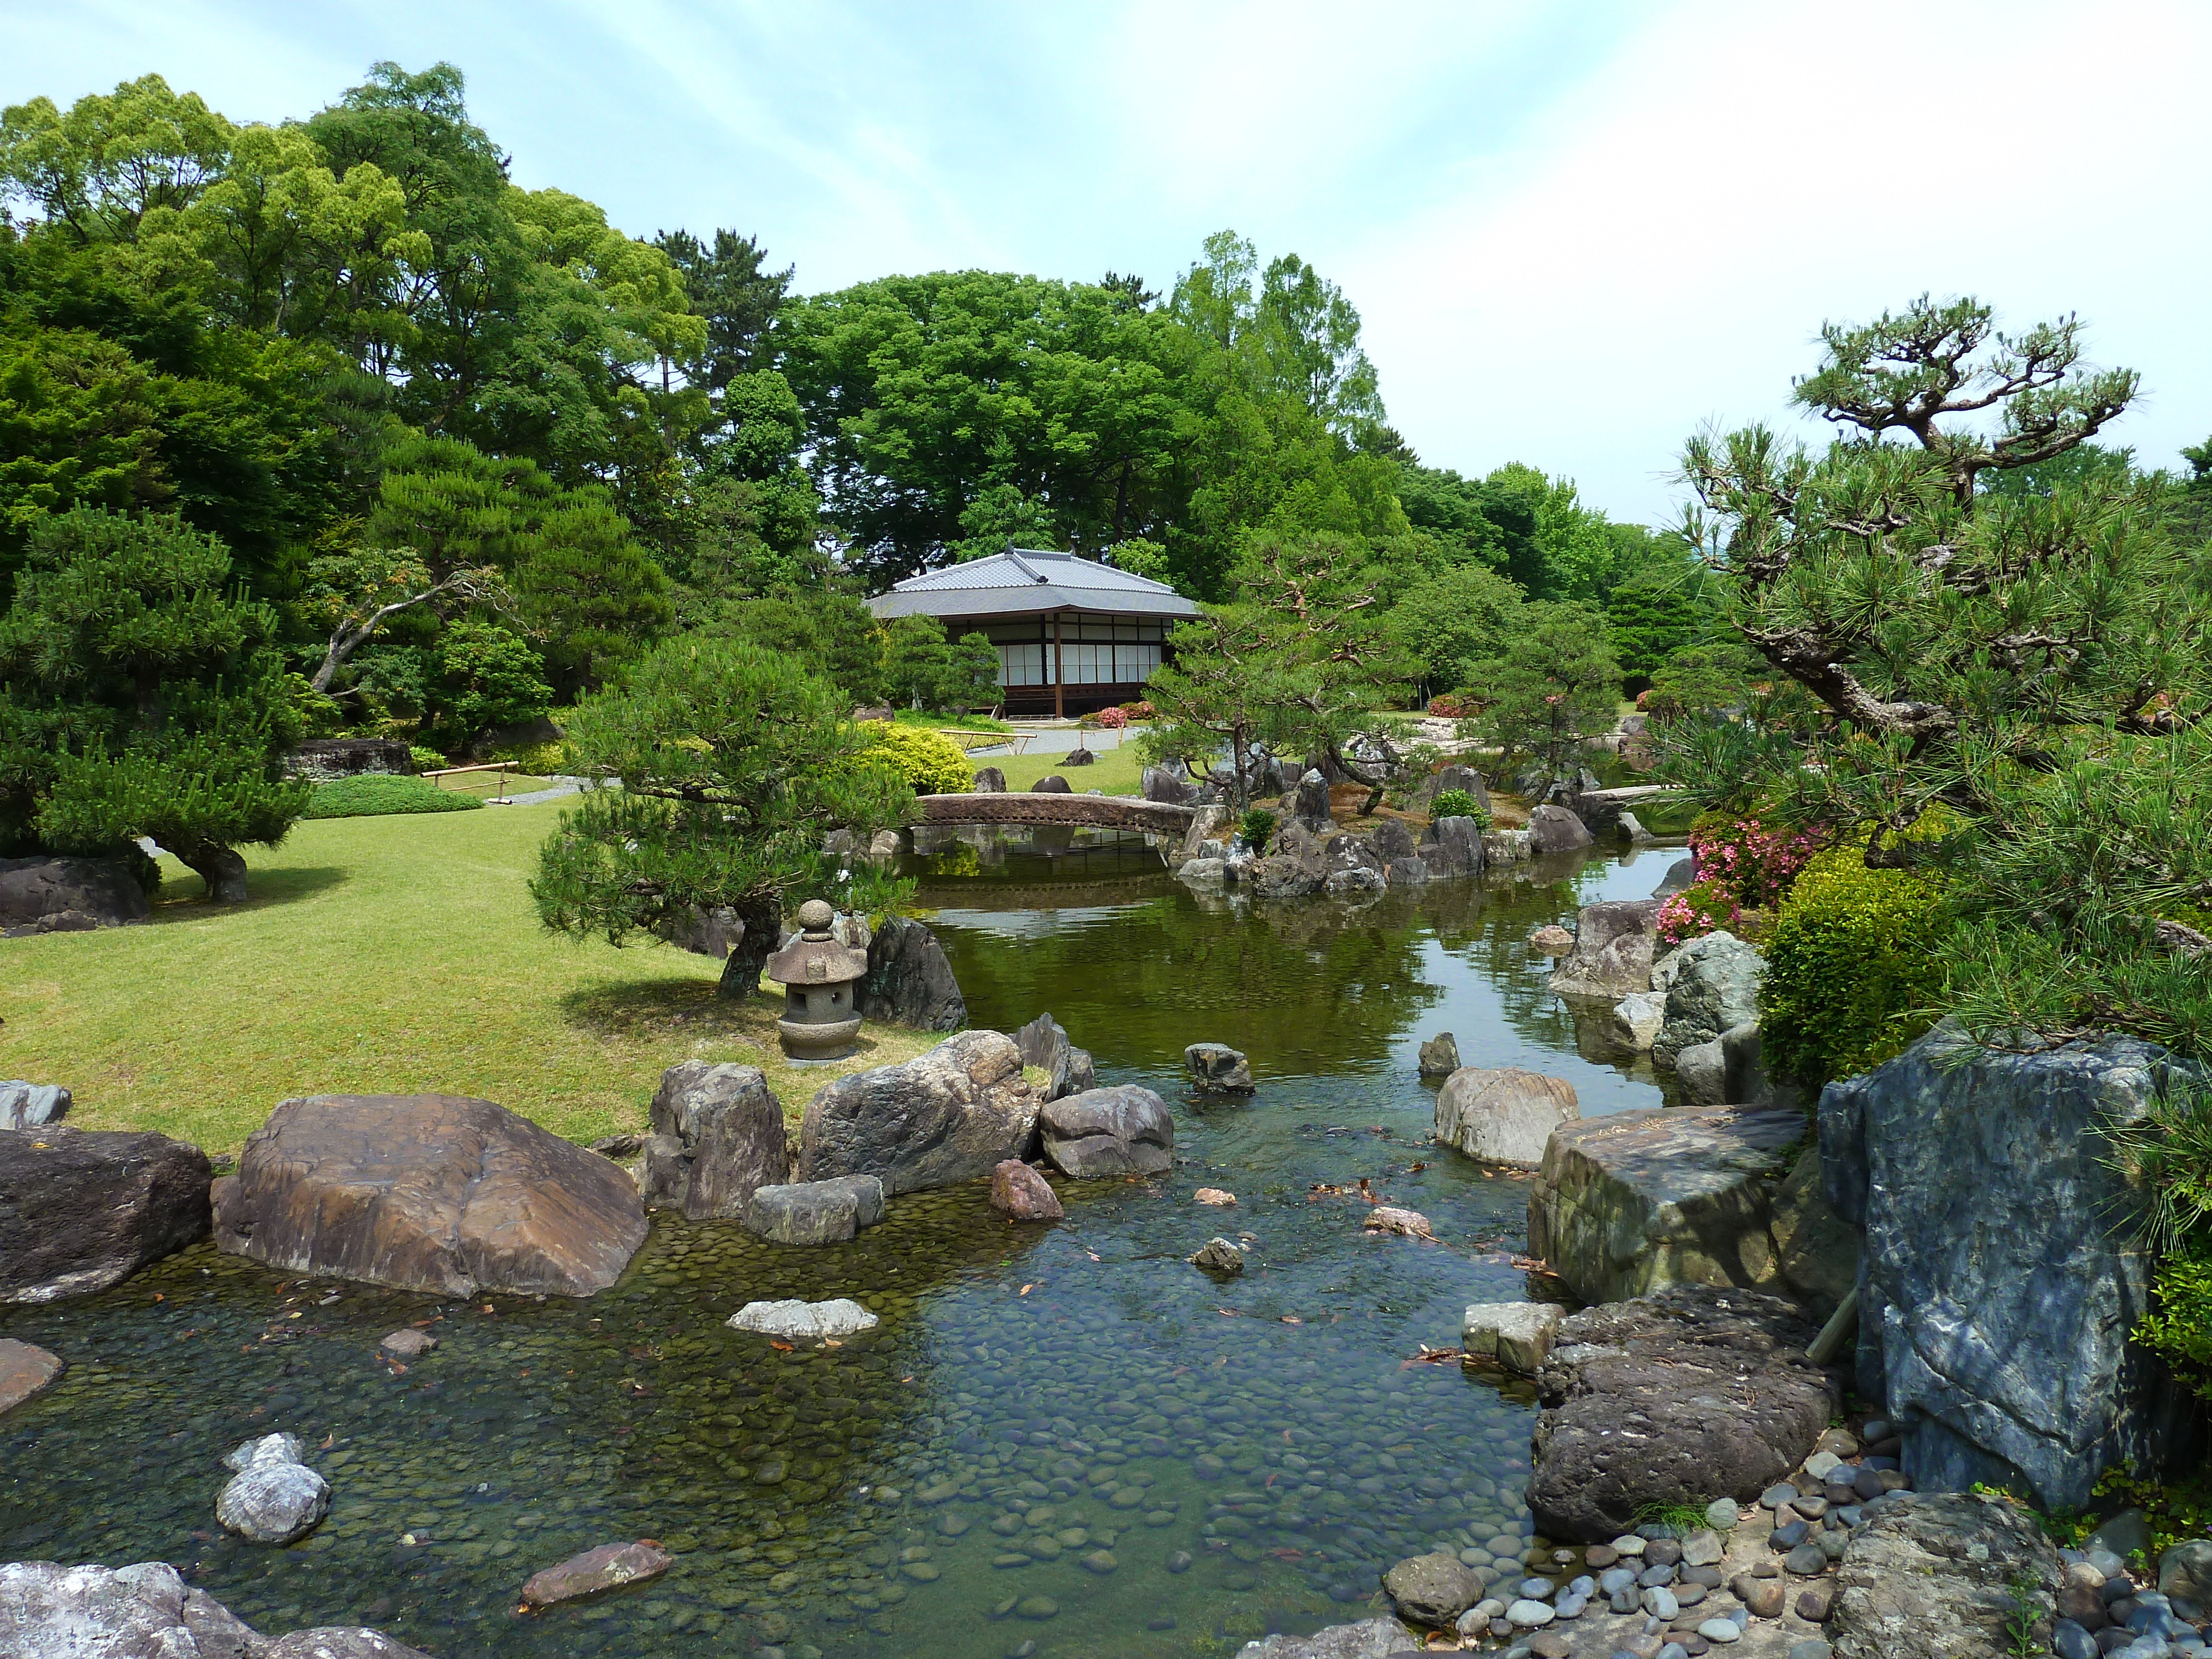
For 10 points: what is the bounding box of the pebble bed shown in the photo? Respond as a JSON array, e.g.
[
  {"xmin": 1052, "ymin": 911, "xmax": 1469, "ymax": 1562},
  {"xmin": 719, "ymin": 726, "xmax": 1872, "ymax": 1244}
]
[{"xmin": 1, "ymin": 844, "xmax": 1683, "ymax": 1657}]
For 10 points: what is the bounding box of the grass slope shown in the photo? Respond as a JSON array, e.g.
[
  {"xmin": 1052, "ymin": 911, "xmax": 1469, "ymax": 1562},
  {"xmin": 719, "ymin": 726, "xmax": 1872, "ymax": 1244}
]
[{"xmin": 2, "ymin": 803, "xmax": 936, "ymax": 1155}]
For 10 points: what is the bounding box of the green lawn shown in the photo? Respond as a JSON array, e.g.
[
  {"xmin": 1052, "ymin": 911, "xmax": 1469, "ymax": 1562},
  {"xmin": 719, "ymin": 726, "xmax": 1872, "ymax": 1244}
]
[
  {"xmin": 2, "ymin": 804, "xmax": 935, "ymax": 1156},
  {"xmin": 992, "ymin": 740, "xmax": 1146, "ymax": 796}
]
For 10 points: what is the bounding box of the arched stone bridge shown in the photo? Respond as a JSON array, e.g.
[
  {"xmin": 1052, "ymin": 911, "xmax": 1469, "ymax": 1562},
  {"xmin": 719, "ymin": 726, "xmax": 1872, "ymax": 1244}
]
[{"xmin": 910, "ymin": 792, "xmax": 1199, "ymax": 835}]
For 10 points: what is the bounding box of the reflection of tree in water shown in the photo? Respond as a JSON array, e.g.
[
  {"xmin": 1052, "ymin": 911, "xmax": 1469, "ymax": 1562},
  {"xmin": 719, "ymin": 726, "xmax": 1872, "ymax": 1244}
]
[{"xmin": 932, "ymin": 884, "xmax": 1446, "ymax": 1077}]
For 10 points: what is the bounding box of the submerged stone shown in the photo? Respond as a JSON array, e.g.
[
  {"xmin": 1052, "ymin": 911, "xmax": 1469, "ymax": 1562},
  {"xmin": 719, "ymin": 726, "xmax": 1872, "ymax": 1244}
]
[
  {"xmin": 726, "ymin": 1297, "xmax": 880, "ymax": 1340},
  {"xmin": 519, "ymin": 1540, "xmax": 674, "ymax": 1607}
]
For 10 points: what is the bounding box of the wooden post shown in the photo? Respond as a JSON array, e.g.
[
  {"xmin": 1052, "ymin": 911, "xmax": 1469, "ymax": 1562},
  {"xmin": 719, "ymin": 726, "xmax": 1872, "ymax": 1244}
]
[{"xmin": 1053, "ymin": 611, "xmax": 1065, "ymax": 719}]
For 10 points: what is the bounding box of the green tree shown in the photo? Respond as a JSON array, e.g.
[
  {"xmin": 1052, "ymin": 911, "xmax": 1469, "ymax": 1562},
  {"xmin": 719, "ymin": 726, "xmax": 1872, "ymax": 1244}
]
[
  {"xmin": 1605, "ymin": 559, "xmax": 1708, "ymax": 688},
  {"xmin": 880, "ymin": 614, "xmax": 999, "ymax": 711},
  {"xmin": 424, "ymin": 620, "xmax": 552, "ymax": 749},
  {"xmin": 0, "ymin": 508, "xmax": 306, "ymax": 898},
  {"xmin": 1677, "ymin": 294, "xmax": 2211, "ymax": 1053},
  {"xmin": 530, "ymin": 636, "xmax": 912, "ymax": 997},
  {"xmin": 1467, "ymin": 600, "xmax": 1621, "ymax": 782},
  {"xmin": 1384, "ymin": 563, "xmax": 1524, "ymax": 700},
  {"xmin": 653, "ymin": 227, "xmax": 790, "ymax": 392},
  {"xmin": 709, "ymin": 591, "xmax": 884, "ymax": 708}
]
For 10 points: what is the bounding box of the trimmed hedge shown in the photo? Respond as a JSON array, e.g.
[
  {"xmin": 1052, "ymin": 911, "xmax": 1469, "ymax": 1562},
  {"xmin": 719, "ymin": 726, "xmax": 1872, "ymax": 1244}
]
[
  {"xmin": 860, "ymin": 720, "xmax": 972, "ymax": 795},
  {"xmin": 1757, "ymin": 839, "xmax": 1949, "ymax": 1088},
  {"xmin": 304, "ymin": 775, "xmax": 487, "ymax": 819}
]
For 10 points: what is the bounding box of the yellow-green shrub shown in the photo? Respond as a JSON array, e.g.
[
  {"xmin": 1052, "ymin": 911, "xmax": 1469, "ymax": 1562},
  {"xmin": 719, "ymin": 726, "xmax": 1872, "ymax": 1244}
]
[
  {"xmin": 488, "ymin": 738, "xmax": 568, "ymax": 775},
  {"xmin": 858, "ymin": 720, "xmax": 972, "ymax": 794},
  {"xmin": 1758, "ymin": 839, "xmax": 1950, "ymax": 1088}
]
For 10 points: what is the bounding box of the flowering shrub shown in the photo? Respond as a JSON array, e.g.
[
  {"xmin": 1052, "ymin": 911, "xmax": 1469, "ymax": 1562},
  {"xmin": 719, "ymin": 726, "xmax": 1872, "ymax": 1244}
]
[
  {"xmin": 1118, "ymin": 700, "xmax": 1155, "ymax": 719},
  {"xmin": 1094, "ymin": 706, "xmax": 1129, "ymax": 729},
  {"xmin": 1654, "ymin": 816, "xmax": 1825, "ymax": 947},
  {"xmin": 1656, "ymin": 879, "xmax": 1739, "ymax": 948},
  {"xmin": 1427, "ymin": 691, "xmax": 1480, "ymax": 718},
  {"xmin": 858, "ymin": 721, "xmax": 972, "ymax": 795}
]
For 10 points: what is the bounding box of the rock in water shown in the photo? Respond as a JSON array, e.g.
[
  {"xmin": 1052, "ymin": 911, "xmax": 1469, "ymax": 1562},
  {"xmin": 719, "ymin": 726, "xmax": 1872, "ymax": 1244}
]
[
  {"xmin": 1549, "ymin": 899, "xmax": 1664, "ymax": 998},
  {"xmin": 727, "ymin": 1297, "xmax": 879, "ymax": 1340},
  {"xmin": 1015, "ymin": 1011, "xmax": 1096, "ymax": 1101},
  {"xmin": 1605, "ymin": 993, "xmax": 1666, "ymax": 1052},
  {"xmin": 1823, "ymin": 1023, "xmax": 2205, "ymax": 1507},
  {"xmin": 1828, "ymin": 1491, "xmax": 2060, "ymax": 1659},
  {"xmin": 1194, "ymin": 1187, "xmax": 1237, "ymax": 1206},
  {"xmin": 1235, "ymin": 1616, "xmax": 1423, "ymax": 1658},
  {"xmin": 1189, "ymin": 1237, "xmax": 1245, "ymax": 1276},
  {"xmin": 797, "ymin": 1030, "xmax": 1041, "ymax": 1195},
  {"xmin": 1, "ymin": 1082, "xmax": 70, "ymax": 1130},
  {"xmin": 520, "ymin": 1540, "xmax": 675, "ymax": 1608},
  {"xmin": 1526, "ymin": 1104, "xmax": 1851, "ymax": 1312},
  {"xmin": 210, "ymin": 1094, "xmax": 646, "ymax": 1297},
  {"xmin": 1676, "ymin": 1037, "xmax": 1728, "ymax": 1105},
  {"xmin": 378, "ymin": 1328, "xmax": 436, "ymax": 1361},
  {"xmin": 1185, "ymin": 1043, "xmax": 1255, "ymax": 1092},
  {"xmin": 217, "ymin": 1435, "xmax": 330, "ymax": 1543},
  {"xmin": 0, "ymin": 1126, "xmax": 211, "ymax": 1302},
  {"xmin": 742, "ymin": 1175, "xmax": 886, "ymax": 1244},
  {"xmin": 1417, "ymin": 817, "xmax": 1484, "ymax": 878},
  {"xmin": 1462, "ymin": 1303, "xmax": 1563, "ymax": 1374},
  {"xmin": 1527, "ymin": 805, "xmax": 1592, "ymax": 853},
  {"xmin": 972, "ymin": 765, "xmax": 1007, "ymax": 792},
  {"xmin": 1525, "ymin": 1285, "xmax": 1834, "ymax": 1542},
  {"xmin": 1434, "ymin": 1067, "xmax": 1579, "ymax": 1166},
  {"xmin": 990, "ymin": 1160, "xmax": 1064, "ymax": 1221},
  {"xmin": 0, "ymin": 854, "xmax": 149, "ymax": 932},
  {"xmin": 1363, "ymin": 1206, "xmax": 1432, "ymax": 1238},
  {"xmin": 1652, "ymin": 932, "xmax": 1765, "ymax": 1062},
  {"xmin": 1382, "ymin": 1550, "xmax": 1486, "ymax": 1626},
  {"xmin": 1527, "ymin": 924, "xmax": 1575, "ymax": 953},
  {"xmin": 0, "ymin": 1560, "xmax": 435, "ymax": 1659},
  {"xmin": 0, "ymin": 1338, "xmax": 64, "ymax": 1416},
  {"xmin": 1417, "ymin": 1033, "xmax": 1460, "ymax": 1077},
  {"xmin": 639, "ymin": 1061, "xmax": 787, "ymax": 1220},
  {"xmin": 1040, "ymin": 1086, "xmax": 1174, "ymax": 1177},
  {"xmin": 1653, "ymin": 854, "xmax": 1696, "ymax": 896},
  {"xmin": 858, "ymin": 915, "xmax": 967, "ymax": 1031}
]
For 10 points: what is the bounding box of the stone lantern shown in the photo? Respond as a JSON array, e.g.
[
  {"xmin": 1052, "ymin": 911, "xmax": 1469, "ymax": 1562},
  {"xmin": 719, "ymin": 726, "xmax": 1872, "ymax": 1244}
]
[{"xmin": 766, "ymin": 900, "xmax": 868, "ymax": 1061}]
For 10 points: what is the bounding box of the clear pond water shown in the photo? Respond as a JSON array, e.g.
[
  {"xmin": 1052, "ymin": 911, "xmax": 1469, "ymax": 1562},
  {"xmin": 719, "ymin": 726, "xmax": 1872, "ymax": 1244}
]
[{"xmin": 0, "ymin": 840, "xmax": 1681, "ymax": 1658}]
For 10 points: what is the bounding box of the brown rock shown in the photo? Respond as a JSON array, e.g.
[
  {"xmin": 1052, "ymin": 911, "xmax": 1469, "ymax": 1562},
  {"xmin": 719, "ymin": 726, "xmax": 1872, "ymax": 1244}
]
[
  {"xmin": 2054, "ymin": 1582, "xmax": 2105, "ymax": 1629},
  {"xmin": 990, "ymin": 1160, "xmax": 1064, "ymax": 1222},
  {"xmin": 1194, "ymin": 1187, "xmax": 1237, "ymax": 1206},
  {"xmin": 638, "ymin": 1061, "xmax": 787, "ymax": 1220},
  {"xmin": 0, "ymin": 1338, "xmax": 63, "ymax": 1415},
  {"xmin": 212, "ymin": 1094, "xmax": 646, "ymax": 1297},
  {"xmin": 799, "ymin": 1031, "xmax": 1041, "ymax": 1196},
  {"xmin": 1733, "ymin": 1572, "xmax": 1786, "ymax": 1617},
  {"xmin": 378, "ymin": 1328, "xmax": 437, "ymax": 1361},
  {"xmin": 1435, "ymin": 1067, "xmax": 1580, "ymax": 1166},
  {"xmin": 1528, "ymin": 924, "xmax": 1576, "ymax": 954},
  {"xmin": 1, "ymin": 1126, "xmax": 211, "ymax": 1302},
  {"xmin": 1796, "ymin": 1583, "xmax": 1835, "ymax": 1622},
  {"xmin": 1363, "ymin": 1206, "xmax": 1434, "ymax": 1238},
  {"xmin": 1828, "ymin": 1491, "xmax": 2062, "ymax": 1659},
  {"xmin": 519, "ymin": 1540, "xmax": 673, "ymax": 1607}
]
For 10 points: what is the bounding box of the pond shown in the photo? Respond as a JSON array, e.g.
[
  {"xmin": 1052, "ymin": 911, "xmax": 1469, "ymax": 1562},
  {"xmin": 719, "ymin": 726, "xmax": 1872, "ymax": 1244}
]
[{"xmin": 0, "ymin": 841, "xmax": 1682, "ymax": 1659}]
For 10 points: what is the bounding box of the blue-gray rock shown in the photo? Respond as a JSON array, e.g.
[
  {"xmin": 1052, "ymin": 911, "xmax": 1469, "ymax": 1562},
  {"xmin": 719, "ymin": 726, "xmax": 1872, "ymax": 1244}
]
[
  {"xmin": 639, "ymin": 1061, "xmax": 787, "ymax": 1220},
  {"xmin": 1675, "ymin": 1038, "xmax": 1728, "ymax": 1105},
  {"xmin": 858, "ymin": 915, "xmax": 967, "ymax": 1031},
  {"xmin": 1822, "ymin": 1024, "xmax": 2204, "ymax": 1509},
  {"xmin": 1651, "ymin": 932, "xmax": 1764, "ymax": 1063},
  {"xmin": 2051, "ymin": 1623, "xmax": 2097, "ymax": 1659},
  {"xmin": 1417, "ymin": 816, "xmax": 1485, "ymax": 878},
  {"xmin": 1828, "ymin": 1490, "xmax": 2061, "ymax": 1659},
  {"xmin": 1771, "ymin": 1520, "xmax": 1809, "ymax": 1550},
  {"xmin": 1548, "ymin": 900, "xmax": 1664, "ymax": 999},
  {"xmin": 1039, "ymin": 1086, "xmax": 1173, "ymax": 1178},
  {"xmin": 742, "ymin": 1175, "xmax": 885, "ymax": 1245},
  {"xmin": 216, "ymin": 1435, "xmax": 328, "ymax": 1544},
  {"xmin": 1, "ymin": 1082, "xmax": 70, "ymax": 1131},
  {"xmin": 1654, "ymin": 854, "xmax": 1696, "ymax": 898}
]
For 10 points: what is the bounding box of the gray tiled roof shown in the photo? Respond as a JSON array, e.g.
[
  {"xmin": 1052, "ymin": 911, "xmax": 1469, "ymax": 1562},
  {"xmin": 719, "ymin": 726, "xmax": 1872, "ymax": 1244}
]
[{"xmin": 866, "ymin": 548, "xmax": 1199, "ymax": 620}]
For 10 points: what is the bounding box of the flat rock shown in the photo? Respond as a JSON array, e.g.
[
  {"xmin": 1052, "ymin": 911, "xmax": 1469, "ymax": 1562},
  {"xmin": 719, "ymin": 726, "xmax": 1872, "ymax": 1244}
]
[
  {"xmin": 1190, "ymin": 1237, "xmax": 1245, "ymax": 1276},
  {"xmin": 1434, "ymin": 1067, "xmax": 1579, "ymax": 1166},
  {"xmin": 1039, "ymin": 1085, "xmax": 1174, "ymax": 1177},
  {"xmin": 989, "ymin": 1160, "xmax": 1064, "ymax": 1221},
  {"xmin": 638, "ymin": 1061, "xmax": 787, "ymax": 1220},
  {"xmin": 1236, "ymin": 1616, "xmax": 1422, "ymax": 1659},
  {"xmin": 211, "ymin": 1094, "xmax": 646, "ymax": 1297},
  {"xmin": 727, "ymin": 1297, "xmax": 879, "ymax": 1340},
  {"xmin": 0, "ymin": 1338, "xmax": 64, "ymax": 1415},
  {"xmin": 1384, "ymin": 1550, "xmax": 1486, "ymax": 1625},
  {"xmin": 797, "ymin": 1030, "xmax": 1041, "ymax": 1195},
  {"xmin": 1194, "ymin": 1187, "xmax": 1237, "ymax": 1206},
  {"xmin": 520, "ymin": 1540, "xmax": 675, "ymax": 1607},
  {"xmin": 1551, "ymin": 900, "xmax": 1665, "ymax": 998},
  {"xmin": 1526, "ymin": 1284, "xmax": 1835, "ymax": 1542},
  {"xmin": 1186, "ymin": 1043, "xmax": 1255, "ymax": 1091},
  {"xmin": 1417, "ymin": 1032, "xmax": 1461, "ymax": 1077},
  {"xmin": 378, "ymin": 1328, "xmax": 436, "ymax": 1361},
  {"xmin": 858, "ymin": 915, "xmax": 967, "ymax": 1031},
  {"xmin": 1, "ymin": 1125, "xmax": 212, "ymax": 1302},
  {"xmin": 742, "ymin": 1175, "xmax": 885, "ymax": 1244},
  {"xmin": 1527, "ymin": 805, "xmax": 1592, "ymax": 853},
  {"xmin": 1463, "ymin": 1303, "xmax": 1564, "ymax": 1375},
  {"xmin": 1526, "ymin": 1105, "xmax": 1834, "ymax": 1307},
  {"xmin": 1, "ymin": 1082, "xmax": 70, "ymax": 1131},
  {"xmin": 1823, "ymin": 1024, "xmax": 2206, "ymax": 1506},
  {"xmin": 1829, "ymin": 1491, "xmax": 2060, "ymax": 1659},
  {"xmin": 0, "ymin": 1560, "xmax": 434, "ymax": 1659}
]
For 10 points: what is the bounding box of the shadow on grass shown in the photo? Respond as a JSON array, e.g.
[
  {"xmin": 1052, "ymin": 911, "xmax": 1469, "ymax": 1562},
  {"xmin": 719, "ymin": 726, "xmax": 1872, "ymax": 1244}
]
[
  {"xmin": 558, "ymin": 976, "xmax": 754, "ymax": 1039},
  {"xmin": 148, "ymin": 865, "xmax": 349, "ymax": 918}
]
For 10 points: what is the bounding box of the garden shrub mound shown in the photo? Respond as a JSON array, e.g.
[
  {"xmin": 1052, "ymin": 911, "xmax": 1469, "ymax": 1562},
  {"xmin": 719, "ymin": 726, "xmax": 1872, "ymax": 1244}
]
[
  {"xmin": 859, "ymin": 720, "xmax": 973, "ymax": 794},
  {"xmin": 304, "ymin": 775, "xmax": 486, "ymax": 819}
]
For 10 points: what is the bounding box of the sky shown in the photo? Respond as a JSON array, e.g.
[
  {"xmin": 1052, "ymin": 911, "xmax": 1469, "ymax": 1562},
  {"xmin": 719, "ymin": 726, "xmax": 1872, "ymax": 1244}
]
[{"xmin": 7, "ymin": 0, "xmax": 2209, "ymax": 526}]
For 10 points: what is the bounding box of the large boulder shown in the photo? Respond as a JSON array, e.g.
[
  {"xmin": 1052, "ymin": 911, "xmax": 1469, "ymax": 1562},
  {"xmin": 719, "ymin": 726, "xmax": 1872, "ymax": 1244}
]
[
  {"xmin": 1526, "ymin": 1284, "xmax": 1835, "ymax": 1542},
  {"xmin": 1548, "ymin": 898, "xmax": 1664, "ymax": 998},
  {"xmin": 1526, "ymin": 1105, "xmax": 1854, "ymax": 1313},
  {"xmin": 211, "ymin": 1094, "xmax": 647, "ymax": 1297},
  {"xmin": 0, "ymin": 1560, "xmax": 434, "ymax": 1659},
  {"xmin": 639, "ymin": 1061, "xmax": 787, "ymax": 1220},
  {"xmin": 0, "ymin": 855, "xmax": 149, "ymax": 935},
  {"xmin": 1, "ymin": 1126, "xmax": 211, "ymax": 1302},
  {"xmin": 742, "ymin": 1175, "xmax": 884, "ymax": 1245},
  {"xmin": 1653, "ymin": 854, "xmax": 1696, "ymax": 897},
  {"xmin": 972, "ymin": 765, "xmax": 1007, "ymax": 793},
  {"xmin": 1039, "ymin": 1085, "xmax": 1174, "ymax": 1177},
  {"xmin": 1828, "ymin": 1491, "xmax": 2062, "ymax": 1659},
  {"xmin": 1421, "ymin": 763, "xmax": 1492, "ymax": 814},
  {"xmin": 1186, "ymin": 1042, "xmax": 1256, "ymax": 1092},
  {"xmin": 1142, "ymin": 765, "xmax": 1197, "ymax": 805},
  {"xmin": 1292, "ymin": 769, "xmax": 1333, "ymax": 831},
  {"xmin": 796, "ymin": 1030, "xmax": 1042, "ymax": 1194},
  {"xmin": 1416, "ymin": 1032, "xmax": 1459, "ymax": 1077},
  {"xmin": 1015, "ymin": 1011, "xmax": 1097, "ymax": 1102},
  {"xmin": 1651, "ymin": 931, "xmax": 1765, "ymax": 1062},
  {"xmin": 1526, "ymin": 804, "xmax": 1592, "ymax": 853},
  {"xmin": 1823, "ymin": 1024, "xmax": 2205, "ymax": 1507},
  {"xmin": 1433, "ymin": 1067, "xmax": 1579, "ymax": 1167},
  {"xmin": 1416, "ymin": 816, "xmax": 1484, "ymax": 878},
  {"xmin": 285, "ymin": 737, "xmax": 412, "ymax": 780},
  {"xmin": 858, "ymin": 915, "xmax": 967, "ymax": 1031}
]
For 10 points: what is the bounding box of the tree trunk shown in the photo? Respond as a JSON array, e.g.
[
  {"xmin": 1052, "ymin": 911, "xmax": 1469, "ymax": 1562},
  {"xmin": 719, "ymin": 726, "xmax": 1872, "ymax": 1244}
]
[
  {"xmin": 716, "ymin": 893, "xmax": 784, "ymax": 999},
  {"xmin": 182, "ymin": 844, "xmax": 249, "ymax": 904}
]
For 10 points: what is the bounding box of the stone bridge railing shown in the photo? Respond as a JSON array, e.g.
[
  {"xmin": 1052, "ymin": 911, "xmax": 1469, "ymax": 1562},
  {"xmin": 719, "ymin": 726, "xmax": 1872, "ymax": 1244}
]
[{"xmin": 910, "ymin": 792, "xmax": 1198, "ymax": 836}]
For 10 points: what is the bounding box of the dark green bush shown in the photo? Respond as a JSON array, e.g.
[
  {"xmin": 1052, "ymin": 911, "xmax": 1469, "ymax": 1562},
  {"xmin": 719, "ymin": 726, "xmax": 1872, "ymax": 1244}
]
[
  {"xmin": 1240, "ymin": 807, "xmax": 1278, "ymax": 849},
  {"xmin": 409, "ymin": 745, "xmax": 448, "ymax": 774},
  {"xmin": 1758, "ymin": 839, "xmax": 1949, "ymax": 1087},
  {"xmin": 1430, "ymin": 789, "xmax": 1490, "ymax": 827},
  {"xmin": 303, "ymin": 776, "xmax": 486, "ymax": 819}
]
